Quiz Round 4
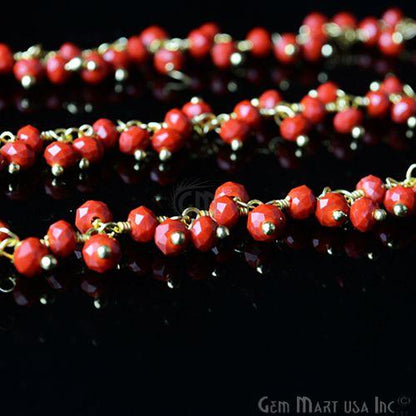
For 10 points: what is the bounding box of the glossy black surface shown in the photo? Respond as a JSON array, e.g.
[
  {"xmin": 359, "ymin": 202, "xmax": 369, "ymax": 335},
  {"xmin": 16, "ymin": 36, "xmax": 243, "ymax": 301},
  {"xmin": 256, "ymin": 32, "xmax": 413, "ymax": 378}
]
[{"xmin": 1, "ymin": 1, "xmax": 416, "ymax": 415}]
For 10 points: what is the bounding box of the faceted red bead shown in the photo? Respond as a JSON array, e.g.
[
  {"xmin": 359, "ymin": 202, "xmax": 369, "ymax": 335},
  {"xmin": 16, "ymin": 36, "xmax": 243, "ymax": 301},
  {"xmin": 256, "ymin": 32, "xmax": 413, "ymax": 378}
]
[
  {"xmin": 382, "ymin": 8, "xmax": 403, "ymax": 27},
  {"xmin": 128, "ymin": 206, "xmax": 158, "ymax": 243},
  {"xmin": 151, "ymin": 128, "xmax": 184, "ymax": 153},
  {"xmin": 356, "ymin": 175, "xmax": 385, "ymax": 203},
  {"xmin": 190, "ymin": 216, "xmax": 218, "ymax": 251},
  {"xmin": 82, "ymin": 234, "xmax": 121, "ymax": 273},
  {"xmin": 315, "ymin": 192, "xmax": 349, "ymax": 227},
  {"xmin": 127, "ymin": 35, "xmax": 148, "ymax": 63},
  {"xmin": 72, "ymin": 136, "xmax": 104, "ymax": 163},
  {"xmin": 300, "ymin": 95, "xmax": 326, "ymax": 124},
  {"xmin": 140, "ymin": 26, "xmax": 168, "ymax": 48},
  {"xmin": 246, "ymin": 27, "xmax": 271, "ymax": 57},
  {"xmin": 0, "ymin": 43, "xmax": 14, "ymax": 74},
  {"xmin": 302, "ymin": 36, "xmax": 325, "ymax": 62},
  {"xmin": 14, "ymin": 237, "xmax": 48, "ymax": 278},
  {"xmin": 59, "ymin": 42, "xmax": 81, "ymax": 61},
  {"xmin": 378, "ymin": 29, "xmax": 403, "ymax": 57},
  {"xmin": 332, "ymin": 11, "xmax": 357, "ymax": 29},
  {"xmin": 199, "ymin": 22, "xmax": 220, "ymax": 40},
  {"xmin": 46, "ymin": 54, "xmax": 70, "ymax": 84},
  {"xmin": 384, "ymin": 186, "xmax": 415, "ymax": 216},
  {"xmin": 44, "ymin": 142, "xmax": 77, "ymax": 169},
  {"xmin": 209, "ymin": 196, "xmax": 240, "ymax": 228},
  {"xmin": 280, "ymin": 114, "xmax": 308, "ymax": 141},
  {"xmin": 359, "ymin": 17, "xmax": 380, "ymax": 46},
  {"xmin": 75, "ymin": 200, "xmax": 113, "ymax": 233},
  {"xmin": 102, "ymin": 48, "xmax": 130, "ymax": 69},
  {"xmin": 47, "ymin": 220, "xmax": 76, "ymax": 257},
  {"xmin": 119, "ymin": 127, "xmax": 150, "ymax": 154},
  {"xmin": 154, "ymin": 49, "xmax": 183, "ymax": 74},
  {"xmin": 164, "ymin": 109, "xmax": 192, "ymax": 137},
  {"xmin": 17, "ymin": 125, "xmax": 43, "ymax": 153},
  {"xmin": 211, "ymin": 41, "xmax": 236, "ymax": 69},
  {"xmin": 287, "ymin": 185, "xmax": 317, "ymax": 219},
  {"xmin": 182, "ymin": 99, "xmax": 212, "ymax": 119},
  {"xmin": 92, "ymin": 118, "xmax": 119, "ymax": 149},
  {"xmin": 391, "ymin": 97, "xmax": 416, "ymax": 123},
  {"xmin": 365, "ymin": 91, "xmax": 390, "ymax": 117},
  {"xmin": 214, "ymin": 182, "xmax": 249, "ymax": 202},
  {"xmin": 350, "ymin": 197, "xmax": 379, "ymax": 232},
  {"xmin": 219, "ymin": 119, "xmax": 250, "ymax": 144},
  {"xmin": 1, "ymin": 142, "xmax": 35, "ymax": 169},
  {"xmin": 247, "ymin": 204, "xmax": 286, "ymax": 242},
  {"xmin": 273, "ymin": 33, "xmax": 299, "ymax": 64},
  {"xmin": 188, "ymin": 29, "xmax": 212, "ymax": 59},
  {"xmin": 234, "ymin": 100, "xmax": 261, "ymax": 128},
  {"xmin": 258, "ymin": 89, "xmax": 282, "ymax": 109},
  {"xmin": 0, "ymin": 221, "xmax": 9, "ymax": 242},
  {"xmin": 154, "ymin": 219, "xmax": 189, "ymax": 256},
  {"xmin": 303, "ymin": 12, "xmax": 328, "ymax": 36},
  {"xmin": 316, "ymin": 82, "xmax": 338, "ymax": 104},
  {"xmin": 81, "ymin": 52, "xmax": 109, "ymax": 84},
  {"xmin": 380, "ymin": 75, "xmax": 402, "ymax": 94},
  {"xmin": 333, "ymin": 108, "xmax": 363, "ymax": 134},
  {"xmin": 13, "ymin": 58, "xmax": 43, "ymax": 82}
]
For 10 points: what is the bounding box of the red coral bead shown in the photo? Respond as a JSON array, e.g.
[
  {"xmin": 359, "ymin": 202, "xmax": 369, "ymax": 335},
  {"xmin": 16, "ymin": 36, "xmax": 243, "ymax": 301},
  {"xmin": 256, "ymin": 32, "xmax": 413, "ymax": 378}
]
[
  {"xmin": 332, "ymin": 12, "xmax": 357, "ymax": 29},
  {"xmin": 17, "ymin": 125, "xmax": 43, "ymax": 153},
  {"xmin": 92, "ymin": 118, "xmax": 119, "ymax": 149},
  {"xmin": 128, "ymin": 206, "xmax": 158, "ymax": 243},
  {"xmin": 73, "ymin": 137, "xmax": 104, "ymax": 163},
  {"xmin": 190, "ymin": 216, "xmax": 218, "ymax": 251},
  {"xmin": 76, "ymin": 200, "xmax": 113, "ymax": 233},
  {"xmin": 46, "ymin": 54, "xmax": 70, "ymax": 84},
  {"xmin": 300, "ymin": 95, "xmax": 326, "ymax": 124},
  {"xmin": 273, "ymin": 33, "xmax": 299, "ymax": 64},
  {"xmin": 356, "ymin": 175, "xmax": 385, "ymax": 203},
  {"xmin": 303, "ymin": 12, "xmax": 328, "ymax": 36},
  {"xmin": 214, "ymin": 182, "xmax": 249, "ymax": 202},
  {"xmin": 151, "ymin": 128, "xmax": 184, "ymax": 153},
  {"xmin": 219, "ymin": 119, "xmax": 250, "ymax": 144},
  {"xmin": 119, "ymin": 127, "xmax": 150, "ymax": 154},
  {"xmin": 350, "ymin": 197, "xmax": 379, "ymax": 232},
  {"xmin": 316, "ymin": 193, "xmax": 349, "ymax": 227},
  {"xmin": 382, "ymin": 8, "xmax": 403, "ymax": 27},
  {"xmin": 140, "ymin": 26, "xmax": 168, "ymax": 48},
  {"xmin": 1, "ymin": 142, "xmax": 35, "ymax": 169},
  {"xmin": 47, "ymin": 220, "xmax": 76, "ymax": 257},
  {"xmin": 391, "ymin": 97, "xmax": 416, "ymax": 123},
  {"xmin": 182, "ymin": 99, "xmax": 212, "ymax": 119},
  {"xmin": 164, "ymin": 109, "xmax": 192, "ymax": 137},
  {"xmin": 59, "ymin": 42, "xmax": 81, "ymax": 61},
  {"xmin": 333, "ymin": 108, "xmax": 363, "ymax": 134},
  {"xmin": 365, "ymin": 91, "xmax": 390, "ymax": 117},
  {"xmin": 81, "ymin": 52, "xmax": 109, "ymax": 84},
  {"xmin": 199, "ymin": 23, "xmax": 220, "ymax": 40},
  {"xmin": 13, "ymin": 58, "xmax": 43, "ymax": 82},
  {"xmin": 246, "ymin": 27, "xmax": 271, "ymax": 57},
  {"xmin": 384, "ymin": 186, "xmax": 415, "ymax": 217},
  {"xmin": 247, "ymin": 204, "xmax": 286, "ymax": 242},
  {"xmin": 154, "ymin": 219, "xmax": 189, "ymax": 256},
  {"xmin": 380, "ymin": 75, "xmax": 402, "ymax": 94},
  {"xmin": 154, "ymin": 49, "xmax": 183, "ymax": 74},
  {"xmin": 280, "ymin": 114, "xmax": 308, "ymax": 141},
  {"xmin": 209, "ymin": 196, "xmax": 240, "ymax": 228},
  {"xmin": 258, "ymin": 89, "xmax": 282, "ymax": 109},
  {"xmin": 44, "ymin": 142, "xmax": 77, "ymax": 169},
  {"xmin": 127, "ymin": 35, "xmax": 148, "ymax": 63},
  {"xmin": 0, "ymin": 43, "xmax": 14, "ymax": 74},
  {"xmin": 102, "ymin": 48, "xmax": 130, "ymax": 69},
  {"xmin": 211, "ymin": 41, "xmax": 236, "ymax": 69},
  {"xmin": 302, "ymin": 36, "xmax": 324, "ymax": 62},
  {"xmin": 316, "ymin": 82, "xmax": 338, "ymax": 104},
  {"xmin": 378, "ymin": 29, "xmax": 403, "ymax": 57},
  {"xmin": 287, "ymin": 185, "xmax": 316, "ymax": 219},
  {"xmin": 14, "ymin": 237, "xmax": 48, "ymax": 278},
  {"xmin": 82, "ymin": 234, "xmax": 121, "ymax": 273},
  {"xmin": 188, "ymin": 29, "xmax": 212, "ymax": 59},
  {"xmin": 359, "ymin": 17, "xmax": 380, "ymax": 46},
  {"xmin": 234, "ymin": 100, "xmax": 261, "ymax": 128}
]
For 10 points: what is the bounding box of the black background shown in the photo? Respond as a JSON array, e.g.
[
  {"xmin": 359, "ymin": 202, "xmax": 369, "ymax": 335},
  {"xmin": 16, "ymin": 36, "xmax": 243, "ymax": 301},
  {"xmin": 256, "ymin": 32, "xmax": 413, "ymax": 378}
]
[{"xmin": 1, "ymin": 1, "xmax": 416, "ymax": 415}]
